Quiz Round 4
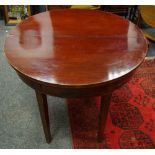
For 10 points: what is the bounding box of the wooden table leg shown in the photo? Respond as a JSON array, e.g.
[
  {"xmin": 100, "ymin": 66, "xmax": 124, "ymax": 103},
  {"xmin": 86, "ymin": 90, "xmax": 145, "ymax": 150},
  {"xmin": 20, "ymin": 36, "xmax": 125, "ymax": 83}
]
[
  {"xmin": 35, "ymin": 90, "xmax": 52, "ymax": 143},
  {"xmin": 97, "ymin": 94, "xmax": 111, "ymax": 142}
]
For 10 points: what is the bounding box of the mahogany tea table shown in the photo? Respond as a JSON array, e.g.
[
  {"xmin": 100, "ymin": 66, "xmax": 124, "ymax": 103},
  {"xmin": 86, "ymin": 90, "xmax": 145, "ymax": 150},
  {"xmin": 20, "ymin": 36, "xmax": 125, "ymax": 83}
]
[{"xmin": 4, "ymin": 9, "xmax": 148, "ymax": 143}]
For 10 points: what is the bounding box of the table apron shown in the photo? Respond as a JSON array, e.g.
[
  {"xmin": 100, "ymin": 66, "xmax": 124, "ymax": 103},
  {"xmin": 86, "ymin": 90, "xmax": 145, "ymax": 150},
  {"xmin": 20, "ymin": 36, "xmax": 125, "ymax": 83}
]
[{"xmin": 16, "ymin": 70, "xmax": 135, "ymax": 98}]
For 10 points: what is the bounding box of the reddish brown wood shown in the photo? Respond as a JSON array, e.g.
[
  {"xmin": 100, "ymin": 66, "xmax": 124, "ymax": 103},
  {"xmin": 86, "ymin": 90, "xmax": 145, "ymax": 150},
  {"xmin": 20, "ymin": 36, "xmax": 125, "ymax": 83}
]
[
  {"xmin": 97, "ymin": 94, "xmax": 111, "ymax": 142},
  {"xmin": 35, "ymin": 90, "xmax": 52, "ymax": 143},
  {"xmin": 4, "ymin": 9, "xmax": 148, "ymax": 143},
  {"xmin": 5, "ymin": 9, "xmax": 148, "ymax": 88}
]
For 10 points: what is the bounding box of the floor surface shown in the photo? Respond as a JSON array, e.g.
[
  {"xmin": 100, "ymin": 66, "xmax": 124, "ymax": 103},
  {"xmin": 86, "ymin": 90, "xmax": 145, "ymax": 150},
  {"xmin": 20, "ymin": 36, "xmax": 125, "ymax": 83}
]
[
  {"xmin": 0, "ymin": 20, "xmax": 72, "ymax": 148},
  {"xmin": 0, "ymin": 19, "xmax": 155, "ymax": 148}
]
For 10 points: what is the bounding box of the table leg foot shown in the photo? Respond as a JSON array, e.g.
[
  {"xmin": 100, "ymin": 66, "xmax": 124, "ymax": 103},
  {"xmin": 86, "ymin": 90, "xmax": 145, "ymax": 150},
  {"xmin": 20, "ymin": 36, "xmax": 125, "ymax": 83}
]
[
  {"xmin": 35, "ymin": 90, "xmax": 52, "ymax": 143},
  {"xmin": 97, "ymin": 94, "xmax": 111, "ymax": 143}
]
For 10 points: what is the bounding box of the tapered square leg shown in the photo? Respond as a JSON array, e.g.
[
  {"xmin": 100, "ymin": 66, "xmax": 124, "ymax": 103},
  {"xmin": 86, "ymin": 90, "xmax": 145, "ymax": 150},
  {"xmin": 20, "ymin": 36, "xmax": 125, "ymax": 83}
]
[
  {"xmin": 35, "ymin": 90, "xmax": 52, "ymax": 143},
  {"xmin": 97, "ymin": 94, "xmax": 111, "ymax": 142}
]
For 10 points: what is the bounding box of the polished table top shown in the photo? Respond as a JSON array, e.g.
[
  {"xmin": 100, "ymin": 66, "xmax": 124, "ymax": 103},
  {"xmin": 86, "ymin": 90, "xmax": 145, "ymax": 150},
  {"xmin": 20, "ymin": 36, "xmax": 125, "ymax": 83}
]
[{"xmin": 4, "ymin": 9, "xmax": 148, "ymax": 87}]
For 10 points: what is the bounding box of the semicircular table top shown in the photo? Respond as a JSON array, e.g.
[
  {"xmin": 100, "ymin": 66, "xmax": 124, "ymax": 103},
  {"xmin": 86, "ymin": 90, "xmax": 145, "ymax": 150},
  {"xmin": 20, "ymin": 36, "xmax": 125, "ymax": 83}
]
[{"xmin": 4, "ymin": 9, "xmax": 148, "ymax": 87}]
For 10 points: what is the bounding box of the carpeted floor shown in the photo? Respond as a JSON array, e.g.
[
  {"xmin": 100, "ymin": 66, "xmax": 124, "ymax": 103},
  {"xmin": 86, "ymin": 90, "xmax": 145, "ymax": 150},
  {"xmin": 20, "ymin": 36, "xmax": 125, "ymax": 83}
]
[
  {"xmin": 0, "ymin": 18, "xmax": 155, "ymax": 149},
  {"xmin": 68, "ymin": 58, "xmax": 155, "ymax": 148},
  {"xmin": 0, "ymin": 20, "xmax": 72, "ymax": 149}
]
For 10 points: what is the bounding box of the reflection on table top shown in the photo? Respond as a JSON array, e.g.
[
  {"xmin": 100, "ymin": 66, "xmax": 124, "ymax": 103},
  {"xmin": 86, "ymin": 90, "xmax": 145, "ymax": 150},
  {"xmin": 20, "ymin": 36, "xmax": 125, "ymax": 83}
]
[{"xmin": 4, "ymin": 9, "xmax": 148, "ymax": 86}]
